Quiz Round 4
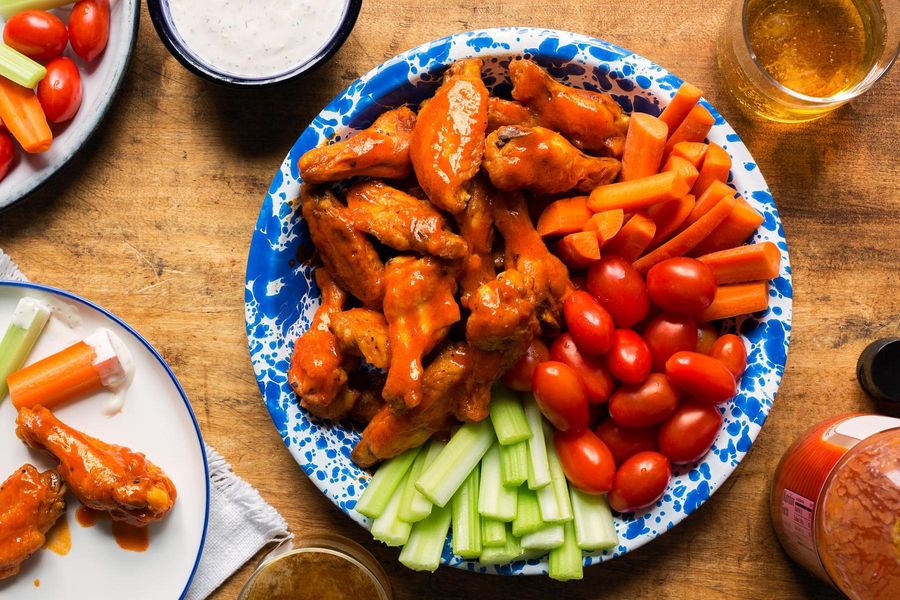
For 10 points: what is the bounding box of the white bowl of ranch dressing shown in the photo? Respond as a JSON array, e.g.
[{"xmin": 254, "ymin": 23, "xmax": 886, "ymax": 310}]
[{"xmin": 148, "ymin": 0, "xmax": 361, "ymax": 86}]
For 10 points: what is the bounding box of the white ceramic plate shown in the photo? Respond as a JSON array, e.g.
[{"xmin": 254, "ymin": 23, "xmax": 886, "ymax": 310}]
[
  {"xmin": 0, "ymin": 0, "xmax": 139, "ymax": 211},
  {"xmin": 0, "ymin": 281, "xmax": 208, "ymax": 598}
]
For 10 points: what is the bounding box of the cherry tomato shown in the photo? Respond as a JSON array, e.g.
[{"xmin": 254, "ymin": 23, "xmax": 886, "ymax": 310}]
[
  {"xmin": 608, "ymin": 451, "xmax": 672, "ymax": 512},
  {"xmin": 646, "ymin": 257, "xmax": 718, "ymax": 316},
  {"xmin": 69, "ymin": 0, "xmax": 110, "ymax": 62},
  {"xmin": 696, "ymin": 323, "xmax": 718, "ymax": 354},
  {"xmin": 665, "ymin": 351, "xmax": 736, "ymax": 404},
  {"xmin": 554, "ymin": 428, "xmax": 616, "ymax": 494},
  {"xmin": 658, "ymin": 402, "xmax": 723, "ymax": 464},
  {"xmin": 606, "ymin": 329, "xmax": 651, "ymax": 384},
  {"xmin": 502, "ymin": 338, "xmax": 550, "ymax": 392},
  {"xmin": 608, "ymin": 373, "xmax": 680, "ymax": 428},
  {"xmin": 594, "ymin": 418, "xmax": 657, "ymax": 464},
  {"xmin": 0, "ymin": 132, "xmax": 15, "ymax": 181},
  {"xmin": 550, "ymin": 332, "xmax": 615, "ymax": 404},
  {"xmin": 710, "ymin": 334, "xmax": 748, "ymax": 379},
  {"xmin": 532, "ymin": 361, "xmax": 589, "ymax": 432},
  {"xmin": 3, "ymin": 10, "xmax": 68, "ymax": 62},
  {"xmin": 586, "ymin": 256, "xmax": 650, "ymax": 328},
  {"xmin": 642, "ymin": 313, "xmax": 698, "ymax": 372},
  {"xmin": 37, "ymin": 57, "xmax": 82, "ymax": 123},
  {"xmin": 563, "ymin": 290, "xmax": 615, "ymax": 355}
]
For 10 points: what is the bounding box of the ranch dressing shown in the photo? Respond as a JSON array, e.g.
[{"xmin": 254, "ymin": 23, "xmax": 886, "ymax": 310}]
[{"xmin": 168, "ymin": 0, "xmax": 349, "ymax": 78}]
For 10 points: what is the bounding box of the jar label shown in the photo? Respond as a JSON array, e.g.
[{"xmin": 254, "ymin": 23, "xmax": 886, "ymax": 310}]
[{"xmin": 781, "ymin": 489, "xmax": 816, "ymax": 557}]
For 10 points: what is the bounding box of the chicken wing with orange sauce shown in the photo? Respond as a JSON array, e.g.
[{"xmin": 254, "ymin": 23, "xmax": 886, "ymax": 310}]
[
  {"xmin": 16, "ymin": 407, "xmax": 176, "ymax": 527},
  {"xmin": 466, "ymin": 269, "xmax": 538, "ymax": 353},
  {"xmin": 410, "ymin": 58, "xmax": 489, "ymax": 214},
  {"xmin": 510, "ymin": 58, "xmax": 630, "ymax": 157},
  {"xmin": 455, "ymin": 176, "xmax": 497, "ymax": 308},
  {"xmin": 382, "ymin": 256, "xmax": 461, "ymax": 412},
  {"xmin": 329, "ymin": 308, "xmax": 391, "ymax": 370},
  {"xmin": 298, "ymin": 107, "xmax": 416, "ymax": 183},
  {"xmin": 483, "ymin": 125, "xmax": 621, "ymax": 195},
  {"xmin": 301, "ymin": 185, "xmax": 385, "ymax": 309},
  {"xmin": 346, "ymin": 180, "xmax": 468, "ymax": 260},
  {"xmin": 0, "ymin": 464, "xmax": 66, "ymax": 580},
  {"xmin": 486, "ymin": 97, "xmax": 542, "ymax": 133}
]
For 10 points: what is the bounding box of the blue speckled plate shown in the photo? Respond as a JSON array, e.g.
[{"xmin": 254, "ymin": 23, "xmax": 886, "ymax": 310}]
[{"xmin": 244, "ymin": 28, "xmax": 793, "ymax": 575}]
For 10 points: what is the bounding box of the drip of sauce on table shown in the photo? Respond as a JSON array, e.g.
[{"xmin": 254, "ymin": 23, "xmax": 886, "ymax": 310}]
[
  {"xmin": 75, "ymin": 506, "xmax": 150, "ymax": 552},
  {"xmin": 43, "ymin": 513, "xmax": 71, "ymax": 555},
  {"xmin": 167, "ymin": 0, "xmax": 350, "ymax": 78}
]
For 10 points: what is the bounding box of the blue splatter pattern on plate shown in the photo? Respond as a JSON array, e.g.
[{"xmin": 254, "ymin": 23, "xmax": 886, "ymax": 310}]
[{"xmin": 244, "ymin": 28, "xmax": 792, "ymax": 575}]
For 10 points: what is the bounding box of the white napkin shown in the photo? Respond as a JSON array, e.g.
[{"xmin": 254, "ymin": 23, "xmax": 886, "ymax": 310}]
[{"xmin": 1, "ymin": 249, "xmax": 291, "ymax": 599}]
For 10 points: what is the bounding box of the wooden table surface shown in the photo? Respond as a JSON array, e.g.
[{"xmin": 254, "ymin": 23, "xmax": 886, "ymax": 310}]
[{"xmin": 2, "ymin": 2, "xmax": 898, "ymax": 598}]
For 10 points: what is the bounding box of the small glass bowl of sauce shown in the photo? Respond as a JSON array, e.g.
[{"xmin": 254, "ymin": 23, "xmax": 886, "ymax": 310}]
[
  {"xmin": 238, "ymin": 533, "xmax": 391, "ymax": 600},
  {"xmin": 147, "ymin": 0, "xmax": 362, "ymax": 87}
]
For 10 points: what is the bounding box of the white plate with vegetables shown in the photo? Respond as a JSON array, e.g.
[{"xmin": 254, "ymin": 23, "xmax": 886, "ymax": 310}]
[
  {"xmin": 0, "ymin": 0, "xmax": 139, "ymax": 211},
  {"xmin": 0, "ymin": 281, "xmax": 208, "ymax": 598}
]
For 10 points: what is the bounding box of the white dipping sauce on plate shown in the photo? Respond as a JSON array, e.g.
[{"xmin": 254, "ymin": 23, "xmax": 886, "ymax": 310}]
[{"xmin": 167, "ymin": 0, "xmax": 349, "ymax": 78}]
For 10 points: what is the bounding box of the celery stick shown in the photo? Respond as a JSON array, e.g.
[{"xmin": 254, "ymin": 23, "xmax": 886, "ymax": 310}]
[
  {"xmin": 570, "ymin": 488, "xmax": 618, "ymax": 551},
  {"xmin": 355, "ymin": 447, "xmax": 420, "ymax": 519},
  {"xmin": 398, "ymin": 440, "xmax": 445, "ymax": 523},
  {"xmin": 549, "ymin": 521, "xmax": 584, "ymax": 581},
  {"xmin": 416, "ymin": 420, "xmax": 493, "ymax": 507},
  {"xmin": 451, "ymin": 464, "xmax": 481, "ymax": 559},
  {"xmin": 478, "ymin": 524, "xmax": 522, "ymax": 564},
  {"xmin": 478, "ymin": 442, "xmax": 517, "ymax": 522},
  {"xmin": 499, "ymin": 440, "xmax": 529, "ymax": 488},
  {"xmin": 520, "ymin": 523, "xmax": 564, "ymax": 551},
  {"xmin": 0, "ymin": 297, "xmax": 50, "ymax": 400},
  {"xmin": 536, "ymin": 431, "xmax": 573, "ymax": 523},
  {"xmin": 480, "ymin": 517, "xmax": 507, "ymax": 548},
  {"xmin": 523, "ymin": 395, "xmax": 551, "ymax": 490},
  {"xmin": 398, "ymin": 503, "xmax": 451, "ymax": 572},
  {"xmin": 511, "ymin": 487, "xmax": 543, "ymax": 537},
  {"xmin": 370, "ymin": 471, "xmax": 412, "ymax": 546},
  {"xmin": 0, "ymin": 1, "xmax": 73, "ymax": 18},
  {"xmin": 0, "ymin": 44, "xmax": 46, "ymax": 88},
  {"xmin": 489, "ymin": 384, "xmax": 531, "ymax": 445}
]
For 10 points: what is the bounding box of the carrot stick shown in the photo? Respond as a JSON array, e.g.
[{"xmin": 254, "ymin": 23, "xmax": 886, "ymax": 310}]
[
  {"xmin": 664, "ymin": 104, "xmax": 715, "ymax": 155},
  {"xmin": 537, "ymin": 196, "xmax": 592, "ymax": 238},
  {"xmin": 690, "ymin": 198, "xmax": 764, "ymax": 256},
  {"xmin": 680, "ymin": 180, "xmax": 736, "ymax": 231},
  {"xmin": 669, "ymin": 142, "xmax": 708, "ymax": 168},
  {"xmin": 620, "ymin": 113, "xmax": 668, "ymax": 181},
  {"xmin": 692, "ymin": 142, "xmax": 731, "ymax": 196},
  {"xmin": 588, "ymin": 171, "xmax": 690, "ymax": 213},
  {"xmin": 658, "ymin": 82, "xmax": 703, "ymax": 135},
  {"xmin": 555, "ymin": 231, "xmax": 601, "ymax": 270},
  {"xmin": 662, "ymin": 155, "xmax": 699, "ymax": 189},
  {"xmin": 0, "ymin": 77, "xmax": 51, "ymax": 153},
  {"xmin": 584, "ymin": 209, "xmax": 625, "ymax": 245},
  {"xmin": 633, "ymin": 195, "xmax": 736, "ymax": 274},
  {"xmin": 697, "ymin": 242, "xmax": 781, "ymax": 284},
  {"xmin": 604, "ymin": 213, "xmax": 657, "ymax": 261},
  {"xmin": 9, "ymin": 329, "xmax": 132, "ymax": 411},
  {"xmin": 699, "ymin": 281, "xmax": 770, "ymax": 322},
  {"xmin": 646, "ymin": 194, "xmax": 695, "ymax": 248}
]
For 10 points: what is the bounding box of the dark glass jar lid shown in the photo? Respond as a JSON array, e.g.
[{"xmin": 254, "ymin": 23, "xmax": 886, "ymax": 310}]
[{"xmin": 857, "ymin": 338, "xmax": 900, "ymax": 408}]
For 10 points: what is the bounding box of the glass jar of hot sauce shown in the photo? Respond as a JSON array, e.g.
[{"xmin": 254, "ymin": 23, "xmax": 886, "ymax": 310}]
[{"xmin": 771, "ymin": 414, "xmax": 900, "ymax": 600}]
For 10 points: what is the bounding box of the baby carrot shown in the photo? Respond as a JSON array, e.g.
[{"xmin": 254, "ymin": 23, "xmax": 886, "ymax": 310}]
[
  {"xmin": 690, "ymin": 198, "xmax": 764, "ymax": 256},
  {"xmin": 583, "ymin": 209, "xmax": 625, "ymax": 245},
  {"xmin": 537, "ymin": 196, "xmax": 592, "ymax": 238},
  {"xmin": 664, "ymin": 104, "xmax": 715, "ymax": 155},
  {"xmin": 8, "ymin": 328, "xmax": 133, "ymax": 411},
  {"xmin": 0, "ymin": 77, "xmax": 51, "ymax": 153},
  {"xmin": 604, "ymin": 213, "xmax": 657, "ymax": 261},
  {"xmin": 697, "ymin": 242, "xmax": 781, "ymax": 284},
  {"xmin": 699, "ymin": 281, "xmax": 770, "ymax": 322},
  {"xmin": 669, "ymin": 142, "xmax": 708, "ymax": 168},
  {"xmin": 555, "ymin": 231, "xmax": 601, "ymax": 270},
  {"xmin": 662, "ymin": 155, "xmax": 699, "ymax": 189},
  {"xmin": 658, "ymin": 82, "xmax": 703, "ymax": 135},
  {"xmin": 588, "ymin": 172, "xmax": 690, "ymax": 214},
  {"xmin": 681, "ymin": 180, "xmax": 736, "ymax": 231},
  {"xmin": 633, "ymin": 195, "xmax": 736, "ymax": 274},
  {"xmin": 646, "ymin": 194, "xmax": 696, "ymax": 248},
  {"xmin": 620, "ymin": 113, "xmax": 668, "ymax": 181},
  {"xmin": 692, "ymin": 142, "xmax": 731, "ymax": 196}
]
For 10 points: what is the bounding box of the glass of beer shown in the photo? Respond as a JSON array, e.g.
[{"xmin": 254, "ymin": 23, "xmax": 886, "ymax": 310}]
[{"xmin": 718, "ymin": 0, "xmax": 899, "ymax": 122}]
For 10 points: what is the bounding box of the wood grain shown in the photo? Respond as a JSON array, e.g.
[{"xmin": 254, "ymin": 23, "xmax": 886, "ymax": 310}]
[{"xmin": 1, "ymin": 2, "xmax": 898, "ymax": 598}]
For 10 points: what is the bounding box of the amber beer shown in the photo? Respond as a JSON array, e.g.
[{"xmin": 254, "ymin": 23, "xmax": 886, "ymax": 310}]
[{"xmin": 718, "ymin": 0, "xmax": 899, "ymax": 122}]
